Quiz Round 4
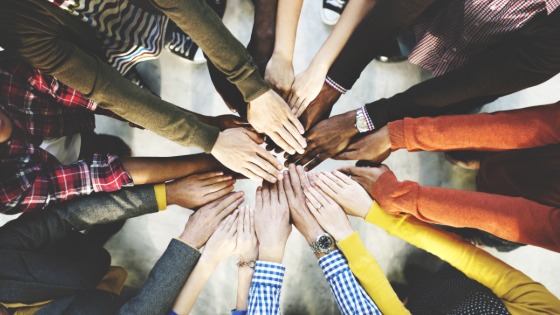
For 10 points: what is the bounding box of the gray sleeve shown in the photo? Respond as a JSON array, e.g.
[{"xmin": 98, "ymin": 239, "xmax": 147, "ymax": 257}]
[
  {"xmin": 117, "ymin": 239, "xmax": 201, "ymax": 315},
  {"xmin": 0, "ymin": 185, "xmax": 158, "ymax": 250}
]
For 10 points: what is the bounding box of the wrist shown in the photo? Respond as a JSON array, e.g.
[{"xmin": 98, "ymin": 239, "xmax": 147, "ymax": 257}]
[
  {"xmin": 272, "ymin": 50, "xmax": 293, "ymax": 63},
  {"xmin": 199, "ymin": 252, "xmax": 221, "ymax": 268},
  {"xmin": 343, "ymin": 111, "xmax": 360, "ymax": 137},
  {"xmin": 165, "ymin": 182, "xmax": 177, "ymax": 206},
  {"xmin": 179, "ymin": 232, "xmax": 205, "ymax": 251},
  {"xmin": 309, "ymin": 58, "xmax": 330, "ymax": 74},
  {"xmin": 331, "ymin": 226, "xmax": 355, "ymax": 242},
  {"xmin": 304, "ymin": 227, "xmax": 326, "ymax": 245},
  {"xmin": 258, "ymin": 246, "xmax": 285, "ymax": 264}
]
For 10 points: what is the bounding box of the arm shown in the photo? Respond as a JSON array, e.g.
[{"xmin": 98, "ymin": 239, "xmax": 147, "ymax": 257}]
[
  {"xmin": 289, "ymin": 0, "xmax": 378, "ymax": 115},
  {"xmin": 318, "ymin": 250, "xmax": 382, "ymax": 315},
  {"xmin": 233, "ymin": 206, "xmax": 258, "ymax": 314},
  {"xmin": 337, "ymin": 233, "xmax": 411, "ymax": 315},
  {"xmin": 388, "ymin": 103, "xmax": 560, "ymax": 152},
  {"xmin": 365, "ymin": 202, "xmax": 560, "ymax": 315},
  {"xmin": 371, "ymin": 170, "xmax": 560, "ymax": 253},
  {"xmin": 247, "ymin": 261, "xmax": 286, "ymax": 315}
]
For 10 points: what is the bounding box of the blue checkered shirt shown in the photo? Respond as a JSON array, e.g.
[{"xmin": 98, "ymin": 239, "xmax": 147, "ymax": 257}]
[
  {"xmin": 247, "ymin": 261, "xmax": 286, "ymax": 315},
  {"xmin": 319, "ymin": 250, "xmax": 381, "ymax": 315}
]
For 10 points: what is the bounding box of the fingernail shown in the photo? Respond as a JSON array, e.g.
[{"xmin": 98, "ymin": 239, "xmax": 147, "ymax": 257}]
[
  {"xmin": 270, "ymin": 177, "xmax": 277, "ymax": 183},
  {"xmin": 277, "ymin": 164, "xmax": 283, "ymax": 170}
]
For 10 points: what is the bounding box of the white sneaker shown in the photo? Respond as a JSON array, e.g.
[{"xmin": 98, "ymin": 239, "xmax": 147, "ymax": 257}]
[{"xmin": 321, "ymin": 0, "xmax": 348, "ymax": 25}]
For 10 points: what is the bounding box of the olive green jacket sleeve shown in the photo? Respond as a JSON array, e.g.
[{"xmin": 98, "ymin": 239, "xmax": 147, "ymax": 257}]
[
  {"xmin": 0, "ymin": 0, "xmax": 219, "ymax": 153},
  {"xmin": 149, "ymin": 0, "xmax": 271, "ymax": 102}
]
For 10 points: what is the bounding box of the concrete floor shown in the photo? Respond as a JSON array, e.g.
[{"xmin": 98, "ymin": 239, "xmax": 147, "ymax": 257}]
[{"xmin": 3, "ymin": 0, "xmax": 559, "ymax": 314}]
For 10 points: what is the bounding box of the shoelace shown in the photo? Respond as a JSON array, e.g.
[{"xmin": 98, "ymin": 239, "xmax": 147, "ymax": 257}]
[{"xmin": 325, "ymin": 0, "xmax": 346, "ymax": 9}]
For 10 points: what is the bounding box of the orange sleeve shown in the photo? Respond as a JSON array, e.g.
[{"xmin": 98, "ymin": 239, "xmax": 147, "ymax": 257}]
[
  {"xmin": 387, "ymin": 103, "xmax": 560, "ymax": 152},
  {"xmin": 371, "ymin": 170, "xmax": 560, "ymax": 253}
]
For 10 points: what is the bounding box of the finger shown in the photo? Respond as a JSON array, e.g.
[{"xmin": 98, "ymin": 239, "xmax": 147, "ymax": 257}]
[
  {"xmin": 333, "ymin": 169, "xmax": 353, "ymax": 185},
  {"xmin": 227, "ymin": 210, "xmax": 239, "ymax": 234},
  {"xmin": 216, "ymin": 195, "xmax": 244, "ymax": 221},
  {"xmin": 255, "ymin": 186, "xmax": 263, "ymax": 211},
  {"xmin": 305, "ymin": 200, "xmax": 321, "ymax": 219},
  {"xmin": 215, "ymin": 191, "xmax": 244, "ymax": 213},
  {"xmin": 270, "ymin": 180, "xmax": 279, "ymax": 204},
  {"xmin": 282, "ymin": 170, "xmax": 296, "ymax": 200},
  {"xmin": 242, "ymin": 205, "xmax": 250, "ymax": 235},
  {"xmin": 249, "ymin": 207, "xmax": 255, "ymax": 236},
  {"xmin": 197, "ymin": 171, "xmax": 226, "ymax": 181},
  {"xmin": 268, "ymin": 132, "xmax": 297, "ymax": 156},
  {"xmin": 295, "ymin": 98, "xmax": 311, "ymax": 118},
  {"xmin": 250, "ymin": 154, "xmax": 280, "ymax": 181},
  {"xmin": 295, "ymin": 164, "xmax": 310, "ymax": 189},
  {"xmin": 257, "ymin": 146, "xmax": 283, "ymax": 171},
  {"xmin": 203, "ymin": 179, "xmax": 236, "ymax": 195},
  {"xmin": 201, "ymin": 174, "xmax": 233, "ymax": 186},
  {"xmin": 287, "ymin": 109, "xmax": 305, "ymax": 135},
  {"xmin": 321, "ymin": 171, "xmax": 345, "ymax": 188},
  {"xmin": 294, "ymin": 147, "xmax": 323, "ymax": 168},
  {"xmin": 243, "ymin": 129, "xmax": 265, "ymax": 145},
  {"xmin": 277, "ymin": 177, "xmax": 287, "ymax": 205},
  {"xmin": 242, "ymin": 167, "xmax": 263, "ymax": 182},
  {"xmin": 262, "ymin": 183, "xmax": 271, "ymax": 208},
  {"xmin": 281, "ymin": 120, "xmax": 307, "ymax": 151},
  {"xmin": 304, "ymin": 153, "xmax": 329, "ymax": 171},
  {"xmin": 332, "ymin": 149, "xmax": 359, "ymax": 161},
  {"xmin": 275, "ymin": 127, "xmax": 305, "ymax": 155},
  {"xmin": 315, "ymin": 175, "xmax": 338, "ymax": 199},
  {"xmin": 337, "ymin": 167, "xmax": 361, "ymax": 177},
  {"xmin": 294, "ymin": 96, "xmax": 306, "ymax": 114},
  {"xmin": 288, "ymin": 93, "xmax": 297, "ymax": 108},
  {"xmin": 246, "ymin": 162, "xmax": 277, "ymax": 183},
  {"xmin": 203, "ymin": 185, "xmax": 235, "ymax": 203},
  {"xmin": 237, "ymin": 206, "xmax": 244, "ymax": 237},
  {"xmin": 303, "ymin": 188, "xmax": 321, "ymax": 209},
  {"xmin": 306, "ymin": 186, "xmax": 331, "ymax": 206}
]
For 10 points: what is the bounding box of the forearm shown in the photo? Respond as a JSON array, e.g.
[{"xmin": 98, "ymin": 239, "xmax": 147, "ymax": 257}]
[
  {"xmin": 248, "ymin": 261, "xmax": 285, "ymax": 315},
  {"xmin": 150, "ymin": 0, "xmax": 270, "ymax": 102},
  {"xmin": 388, "ymin": 103, "xmax": 560, "ymax": 152},
  {"xmin": 365, "ymin": 203, "xmax": 560, "ymax": 315},
  {"xmin": 310, "ymin": 0, "xmax": 377, "ymax": 72},
  {"xmin": 122, "ymin": 154, "xmax": 222, "ymax": 185},
  {"xmin": 236, "ymin": 268, "xmax": 254, "ymax": 311},
  {"xmin": 327, "ymin": 0, "xmax": 435, "ymax": 90},
  {"xmin": 371, "ymin": 171, "xmax": 560, "ymax": 253},
  {"xmin": 337, "ymin": 233, "xmax": 411, "ymax": 315},
  {"xmin": 271, "ymin": 0, "xmax": 303, "ymax": 62},
  {"xmin": 171, "ymin": 255, "xmax": 218, "ymax": 314}
]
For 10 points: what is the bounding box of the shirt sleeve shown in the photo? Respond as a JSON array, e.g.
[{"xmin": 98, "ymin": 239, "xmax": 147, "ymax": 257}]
[
  {"xmin": 318, "ymin": 250, "xmax": 382, "ymax": 315},
  {"xmin": 387, "ymin": 103, "xmax": 560, "ymax": 152},
  {"xmin": 336, "ymin": 232, "xmax": 412, "ymax": 315},
  {"xmin": 1, "ymin": 153, "xmax": 133, "ymax": 213},
  {"xmin": 247, "ymin": 261, "xmax": 285, "ymax": 315},
  {"xmin": 231, "ymin": 310, "xmax": 248, "ymax": 315},
  {"xmin": 370, "ymin": 170, "xmax": 560, "ymax": 253},
  {"xmin": 365, "ymin": 202, "xmax": 560, "ymax": 315}
]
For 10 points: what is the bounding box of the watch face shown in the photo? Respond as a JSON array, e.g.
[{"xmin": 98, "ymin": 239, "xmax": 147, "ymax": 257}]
[
  {"xmin": 356, "ymin": 119, "xmax": 369, "ymax": 132},
  {"xmin": 317, "ymin": 235, "xmax": 334, "ymax": 251}
]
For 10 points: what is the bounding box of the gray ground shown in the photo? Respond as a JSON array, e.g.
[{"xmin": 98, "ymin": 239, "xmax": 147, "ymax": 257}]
[{"xmin": 3, "ymin": 0, "xmax": 560, "ymax": 314}]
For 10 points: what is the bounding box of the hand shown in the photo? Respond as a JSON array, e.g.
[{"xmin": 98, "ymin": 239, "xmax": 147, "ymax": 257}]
[
  {"xmin": 166, "ymin": 172, "xmax": 236, "ymax": 209},
  {"xmin": 314, "ymin": 170, "xmax": 373, "ymax": 219},
  {"xmin": 247, "ymin": 90, "xmax": 306, "ymax": 155},
  {"xmin": 334, "ymin": 126, "xmax": 391, "ymax": 163},
  {"xmin": 265, "ymin": 54, "xmax": 295, "ymax": 100},
  {"xmin": 289, "ymin": 65, "xmax": 329, "ymax": 117},
  {"xmin": 254, "ymin": 183, "xmax": 292, "ymax": 263},
  {"xmin": 179, "ymin": 192, "xmax": 244, "ymax": 250},
  {"xmin": 211, "ymin": 128, "xmax": 283, "ymax": 183},
  {"xmin": 282, "ymin": 164, "xmax": 325, "ymax": 244},
  {"xmin": 299, "ymin": 82, "xmax": 340, "ymax": 131},
  {"xmin": 337, "ymin": 164, "xmax": 391, "ymax": 195},
  {"xmin": 303, "ymin": 185, "xmax": 354, "ymax": 242},
  {"xmin": 286, "ymin": 110, "xmax": 358, "ymax": 170},
  {"xmin": 202, "ymin": 210, "xmax": 239, "ymax": 263},
  {"xmin": 209, "ymin": 114, "xmax": 247, "ymax": 131},
  {"xmin": 236, "ymin": 205, "xmax": 258, "ymax": 262}
]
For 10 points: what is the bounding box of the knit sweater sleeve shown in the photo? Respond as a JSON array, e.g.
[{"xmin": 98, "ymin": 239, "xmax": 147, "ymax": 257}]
[
  {"xmin": 149, "ymin": 0, "xmax": 270, "ymax": 102},
  {"xmin": 388, "ymin": 103, "xmax": 560, "ymax": 152},
  {"xmin": 365, "ymin": 202, "xmax": 560, "ymax": 315},
  {"xmin": 371, "ymin": 170, "xmax": 560, "ymax": 253}
]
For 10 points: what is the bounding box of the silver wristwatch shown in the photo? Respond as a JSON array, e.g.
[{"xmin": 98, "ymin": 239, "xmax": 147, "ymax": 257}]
[
  {"xmin": 355, "ymin": 107, "xmax": 372, "ymax": 133},
  {"xmin": 309, "ymin": 233, "xmax": 336, "ymax": 254}
]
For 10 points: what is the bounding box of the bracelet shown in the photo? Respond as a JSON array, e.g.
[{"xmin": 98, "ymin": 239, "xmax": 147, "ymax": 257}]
[{"xmin": 237, "ymin": 260, "xmax": 256, "ymax": 268}]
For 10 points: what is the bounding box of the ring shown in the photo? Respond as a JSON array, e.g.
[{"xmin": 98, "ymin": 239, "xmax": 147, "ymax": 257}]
[{"xmin": 317, "ymin": 206, "xmax": 324, "ymax": 211}]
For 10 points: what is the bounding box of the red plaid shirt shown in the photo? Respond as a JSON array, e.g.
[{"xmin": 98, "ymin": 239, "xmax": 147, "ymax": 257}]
[
  {"xmin": 0, "ymin": 59, "xmax": 133, "ymax": 214},
  {"xmin": 409, "ymin": 0, "xmax": 560, "ymax": 76}
]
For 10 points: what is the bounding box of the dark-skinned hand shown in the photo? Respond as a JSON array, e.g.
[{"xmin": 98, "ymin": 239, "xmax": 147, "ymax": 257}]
[
  {"xmin": 334, "ymin": 126, "xmax": 391, "ymax": 163},
  {"xmin": 337, "ymin": 164, "xmax": 390, "ymax": 194}
]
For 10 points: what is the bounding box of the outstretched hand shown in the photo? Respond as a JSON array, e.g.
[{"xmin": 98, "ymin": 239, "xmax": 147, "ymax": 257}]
[
  {"xmin": 337, "ymin": 164, "xmax": 391, "ymax": 196},
  {"xmin": 236, "ymin": 205, "xmax": 258, "ymax": 263},
  {"xmin": 202, "ymin": 210, "xmax": 239, "ymax": 263},
  {"xmin": 334, "ymin": 126, "xmax": 391, "ymax": 163},
  {"xmin": 314, "ymin": 170, "xmax": 373, "ymax": 218},
  {"xmin": 166, "ymin": 172, "xmax": 236, "ymax": 209}
]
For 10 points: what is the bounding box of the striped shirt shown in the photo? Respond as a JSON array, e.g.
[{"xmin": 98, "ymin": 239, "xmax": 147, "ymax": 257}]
[
  {"xmin": 45, "ymin": 0, "xmax": 168, "ymax": 75},
  {"xmin": 409, "ymin": 0, "xmax": 560, "ymax": 76},
  {"xmin": 319, "ymin": 251, "xmax": 381, "ymax": 315}
]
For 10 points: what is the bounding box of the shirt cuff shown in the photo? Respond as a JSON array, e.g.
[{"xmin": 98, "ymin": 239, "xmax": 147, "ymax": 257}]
[
  {"xmin": 154, "ymin": 183, "xmax": 167, "ymax": 211},
  {"xmin": 231, "ymin": 310, "xmax": 247, "ymax": 315},
  {"xmin": 370, "ymin": 170, "xmax": 402, "ymax": 211},
  {"xmin": 387, "ymin": 120, "xmax": 406, "ymax": 150},
  {"xmin": 318, "ymin": 250, "xmax": 349, "ymax": 281},
  {"xmin": 252, "ymin": 261, "xmax": 286, "ymax": 288},
  {"xmin": 91, "ymin": 154, "xmax": 134, "ymax": 192},
  {"xmin": 325, "ymin": 76, "xmax": 348, "ymax": 94},
  {"xmin": 359, "ymin": 106, "xmax": 375, "ymax": 131},
  {"xmin": 336, "ymin": 232, "xmax": 369, "ymax": 266},
  {"xmin": 173, "ymin": 237, "xmax": 200, "ymax": 252}
]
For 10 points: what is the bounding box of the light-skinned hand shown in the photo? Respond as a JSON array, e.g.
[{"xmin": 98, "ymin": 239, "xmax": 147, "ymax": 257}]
[
  {"xmin": 166, "ymin": 172, "xmax": 236, "ymax": 209},
  {"xmin": 337, "ymin": 164, "xmax": 391, "ymax": 196},
  {"xmin": 286, "ymin": 110, "xmax": 357, "ymax": 170},
  {"xmin": 303, "ymin": 185, "xmax": 354, "ymax": 242},
  {"xmin": 282, "ymin": 164, "xmax": 325, "ymax": 244},
  {"xmin": 247, "ymin": 90, "xmax": 306, "ymax": 155},
  {"xmin": 314, "ymin": 170, "xmax": 373, "ymax": 218},
  {"xmin": 334, "ymin": 126, "xmax": 391, "ymax": 163},
  {"xmin": 254, "ymin": 183, "xmax": 292, "ymax": 263},
  {"xmin": 265, "ymin": 54, "xmax": 295, "ymax": 100},
  {"xmin": 236, "ymin": 205, "xmax": 258, "ymax": 263},
  {"xmin": 288, "ymin": 64, "xmax": 328, "ymax": 117},
  {"xmin": 211, "ymin": 128, "xmax": 283, "ymax": 183},
  {"xmin": 179, "ymin": 192, "xmax": 244, "ymax": 250},
  {"xmin": 202, "ymin": 210, "xmax": 239, "ymax": 263}
]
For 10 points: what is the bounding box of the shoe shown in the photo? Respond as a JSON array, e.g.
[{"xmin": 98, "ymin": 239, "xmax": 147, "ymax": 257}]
[{"xmin": 321, "ymin": 0, "xmax": 348, "ymax": 25}]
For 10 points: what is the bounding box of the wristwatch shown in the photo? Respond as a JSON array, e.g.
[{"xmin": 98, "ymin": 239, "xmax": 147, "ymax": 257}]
[
  {"xmin": 355, "ymin": 107, "xmax": 373, "ymax": 133},
  {"xmin": 309, "ymin": 233, "xmax": 336, "ymax": 254}
]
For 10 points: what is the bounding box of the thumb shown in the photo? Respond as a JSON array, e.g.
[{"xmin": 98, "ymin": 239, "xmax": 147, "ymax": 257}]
[
  {"xmin": 332, "ymin": 150, "xmax": 356, "ymax": 160},
  {"xmin": 337, "ymin": 166, "xmax": 361, "ymax": 177},
  {"xmin": 243, "ymin": 129, "xmax": 265, "ymax": 144}
]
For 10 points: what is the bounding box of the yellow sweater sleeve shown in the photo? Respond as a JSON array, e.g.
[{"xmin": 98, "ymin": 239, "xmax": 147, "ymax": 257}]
[
  {"xmin": 365, "ymin": 202, "xmax": 560, "ymax": 315},
  {"xmin": 337, "ymin": 232, "xmax": 412, "ymax": 315}
]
